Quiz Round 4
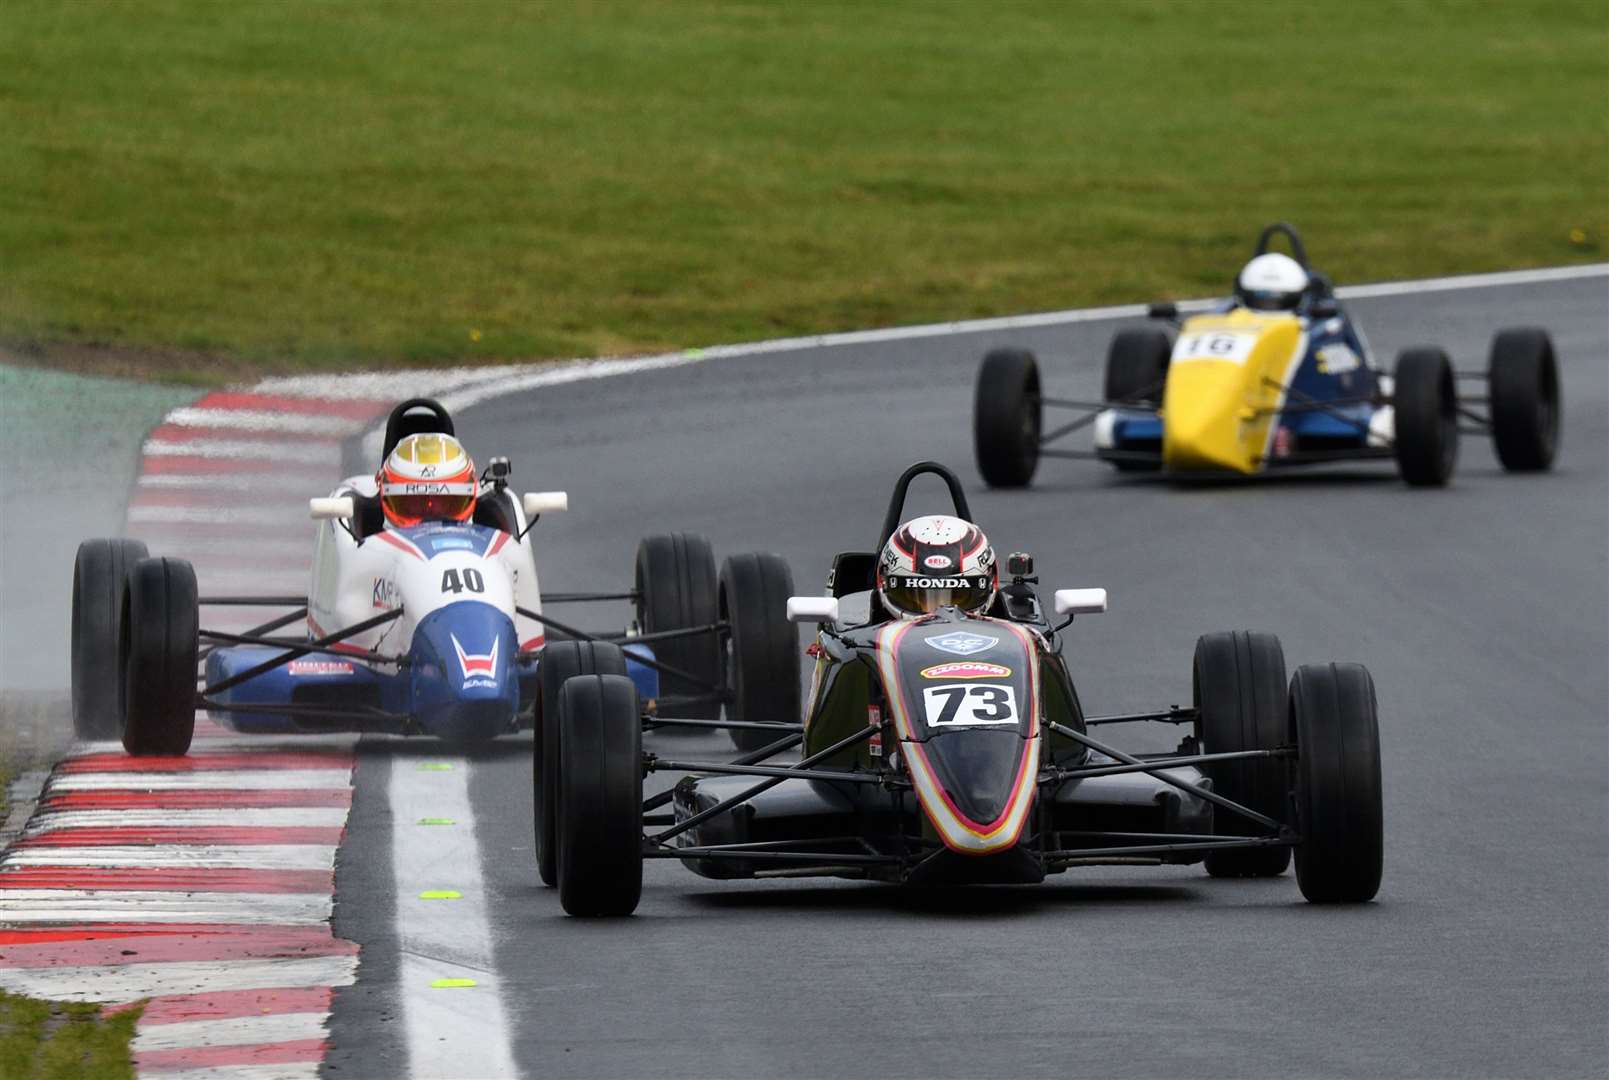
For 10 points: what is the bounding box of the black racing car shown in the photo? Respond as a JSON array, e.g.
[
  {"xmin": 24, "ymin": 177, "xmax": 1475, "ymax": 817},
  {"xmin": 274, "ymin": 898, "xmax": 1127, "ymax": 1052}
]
[{"xmin": 536, "ymin": 462, "xmax": 1384, "ymax": 916}]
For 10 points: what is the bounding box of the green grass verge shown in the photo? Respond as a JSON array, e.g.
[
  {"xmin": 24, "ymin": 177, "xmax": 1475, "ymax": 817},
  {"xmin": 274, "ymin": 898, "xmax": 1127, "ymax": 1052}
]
[
  {"xmin": 1, "ymin": 0, "xmax": 1604, "ymax": 373},
  {"xmin": 0, "ymin": 992, "xmax": 140, "ymax": 1080}
]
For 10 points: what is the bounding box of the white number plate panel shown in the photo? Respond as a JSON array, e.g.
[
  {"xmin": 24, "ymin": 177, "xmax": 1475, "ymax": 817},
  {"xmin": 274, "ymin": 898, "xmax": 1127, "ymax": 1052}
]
[
  {"xmin": 921, "ymin": 684, "xmax": 1019, "ymax": 728},
  {"xmin": 1172, "ymin": 331, "xmax": 1257, "ymax": 365}
]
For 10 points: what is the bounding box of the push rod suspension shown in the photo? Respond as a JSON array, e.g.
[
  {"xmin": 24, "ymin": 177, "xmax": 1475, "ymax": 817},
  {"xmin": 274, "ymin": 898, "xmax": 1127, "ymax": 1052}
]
[
  {"xmin": 646, "ymin": 757, "xmax": 887, "ymax": 784},
  {"xmin": 1083, "ymin": 706, "xmax": 1196, "ymax": 726},
  {"xmin": 540, "ymin": 591, "xmax": 640, "ymax": 603},
  {"xmin": 198, "ymin": 607, "xmax": 307, "ymax": 662},
  {"xmin": 199, "ymin": 595, "xmax": 308, "ymax": 607},
  {"xmin": 197, "ymin": 628, "xmax": 404, "ymax": 666},
  {"xmin": 1047, "ymin": 721, "xmax": 1286, "ymax": 834},
  {"xmin": 1045, "ymin": 836, "xmax": 1295, "ymax": 861},
  {"xmin": 648, "ymin": 725, "xmax": 876, "ymax": 845},
  {"xmin": 1049, "ymin": 746, "xmax": 1291, "ymax": 781},
  {"xmin": 516, "ymin": 606, "xmax": 721, "ymax": 692},
  {"xmin": 201, "ymin": 609, "xmax": 402, "ymax": 697},
  {"xmin": 640, "ymin": 728, "xmax": 804, "ymax": 813}
]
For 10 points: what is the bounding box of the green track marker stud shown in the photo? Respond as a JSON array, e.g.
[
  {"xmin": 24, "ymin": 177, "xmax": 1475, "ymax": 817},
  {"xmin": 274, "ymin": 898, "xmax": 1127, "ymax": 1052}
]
[
  {"xmin": 417, "ymin": 762, "xmax": 453, "ymax": 771},
  {"xmin": 418, "ymin": 890, "xmax": 462, "ymax": 900},
  {"xmin": 417, "ymin": 817, "xmax": 456, "ymax": 826},
  {"xmin": 432, "ymin": 978, "xmax": 478, "ymax": 989}
]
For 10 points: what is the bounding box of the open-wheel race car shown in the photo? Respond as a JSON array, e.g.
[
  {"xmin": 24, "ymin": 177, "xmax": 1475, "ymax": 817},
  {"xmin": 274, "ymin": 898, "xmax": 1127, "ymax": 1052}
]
[
  {"xmin": 537, "ymin": 461, "xmax": 1385, "ymax": 916},
  {"xmin": 70, "ymin": 398, "xmax": 802, "ymax": 758},
  {"xmin": 974, "ymin": 223, "xmax": 1561, "ymax": 488}
]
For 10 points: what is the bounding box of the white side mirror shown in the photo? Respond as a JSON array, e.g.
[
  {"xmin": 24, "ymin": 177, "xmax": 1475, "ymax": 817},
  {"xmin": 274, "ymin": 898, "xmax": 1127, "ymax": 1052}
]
[
  {"xmin": 1054, "ymin": 588, "xmax": 1108, "ymax": 615},
  {"xmin": 310, "ymin": 496, "xmax": 355, "ymax": 521},
  {"xmin": 522, "ymin": 491, "xmax": 569, "ymax": 517},
  {"xmin": 787, "ymin": 596, "xmax": 840, "ymax": 624}
]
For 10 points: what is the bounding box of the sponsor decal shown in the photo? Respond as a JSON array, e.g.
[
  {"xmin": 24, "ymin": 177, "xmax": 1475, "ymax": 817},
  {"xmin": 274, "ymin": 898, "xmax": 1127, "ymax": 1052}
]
[
  {"xmin": 1316, "ymin": 343, "xmax": 1361, "ymax": 375},
  {"xmin": 288, "ymin": 659, "xmax": 355, "ymax": 676},
  {"xmin": 922, "ymin": 553, "xmax": 953, "ymax": 570},
  {"xmin": 1273, "ymin": 425, "xmax": 1294, "ymax": 458},
  {"xmin": 923, "ymin": 630, "xmax": 999, "ymax": 657},
  {"xmin": 920, "ymin": 661, "xmax": 1011, "ymax": 680},
  {"xmin": 895, "ymin": 576, "xmax": 985, "ymax": 589},
  {"xmin": 462, "ymin": 677, "xmax": 497, "ymax": 691},
  {"xmin": 450, "ymin": 634, "xmax": 500, "ymax": 681},
  {"xmin": 372, "ymin": 577, "xmax": 400, "ymax": 610},
  {"xmin": 868, "ymin": 704, "xmax": 883, "ymax": 756}
]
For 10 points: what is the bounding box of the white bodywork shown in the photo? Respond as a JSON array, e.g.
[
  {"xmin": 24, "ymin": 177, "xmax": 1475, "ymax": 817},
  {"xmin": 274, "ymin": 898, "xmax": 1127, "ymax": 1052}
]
[{"xmin": 306, "ymin": 475, "xmax": 553, "ymax": 661}]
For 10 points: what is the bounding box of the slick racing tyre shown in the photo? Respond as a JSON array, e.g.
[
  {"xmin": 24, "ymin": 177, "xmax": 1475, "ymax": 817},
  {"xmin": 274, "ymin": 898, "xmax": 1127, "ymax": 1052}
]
[
  {"xmin": 120, "ymin": 557, "xmax": 199, "ymax": 757},
  {"xmin": 556, "ymin": 673, "xmax": 644, "ymax": 917},
  {"xmin": 536, "ymin": 640, "xmax": 627, "ymax": 888},
  {"xmin": 1193, "ymin": 631, "xmax": 1291, "ymax": 878},
  {"xmin": 973, "ymin": 348, "xmax": 1041, "ymax": 488},
  {"xmin": 1290, "ymin": 663, "xmax": 1383, "ymax": 903},
  {"xmin": 1488, "ymin": 327, "xmax": 1560, "ymax": 472},
  {"xmin": 1392, "ymin": 346, "xmax": 1458, "ymax": 487},
  {"xmin": 71, "ymin": 537, "xmax": 149, "ymax": 740},
  {"xmin": 1104, "ymin": 327, "xmax": 1171, "ymax": 407},
  {"xmin": 719, "ymin": 553, "xmax": 800, "ymax": 755},
  {"xmin": 634, "ymin": 533, "xmax": 721, "ymax": 721}
]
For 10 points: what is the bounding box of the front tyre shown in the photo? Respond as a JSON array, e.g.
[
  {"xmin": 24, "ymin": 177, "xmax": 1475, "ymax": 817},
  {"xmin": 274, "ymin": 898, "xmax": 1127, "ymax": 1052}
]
[
  {"xmin": 120, "ymin": 557, "xmax": 198, "ymax": 757},
  {"xmin": 1104, "ymin": 327, "xmax": 1170, "ymax": 406},
  {"xmin": 535, "ymin": 641, "xmax": 627, "ymax": 888},
  {"xmin": 973, "ymin": 348, "xmax": 1041, "ymax": 488},
  {"xmin": 556, "ymin": 673, "xmax": 644, "ymax": 917},
  {"xmin": 1488, "ymin": 327, "xmax": 1560, "ymax": 472},
  {"xmin": 71, "ymin": 538, "xmax": 149, "ymax": 740},
  {"xmin": 1193, "ymin": 631, "xmax": 1291, "ymax": 878},
  {"xmin": 1392, "ymin": 347, "xmax": 1458, "ymax": 487},
  {"xmin": 719, "ymin": 553, "xmax": 800, "ymax": 755},
  {"xmin": 1290, "ymin": 663, "xmax": 1384, "ymax": 903}
]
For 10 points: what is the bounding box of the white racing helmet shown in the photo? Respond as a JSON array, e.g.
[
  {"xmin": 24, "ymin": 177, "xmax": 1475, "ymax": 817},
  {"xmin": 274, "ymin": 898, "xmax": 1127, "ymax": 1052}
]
[
  {"xmin": 1235, "ymin": 252, "xmax": 1309, "ymax": 311},
  {"xmin": 877, "ymin": 515, "xmax": 998, "ymax": 618}
]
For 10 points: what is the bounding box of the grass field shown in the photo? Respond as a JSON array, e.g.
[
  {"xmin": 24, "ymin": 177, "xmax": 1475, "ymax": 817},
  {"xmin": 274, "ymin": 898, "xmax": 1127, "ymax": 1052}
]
[
  {"xmin": 0, "ymin": 991, "xmax": 139, "ymax": 1080},
  {"xmin": 1, "ymin": 0, "xmax": 1604, "ymax": 375}
]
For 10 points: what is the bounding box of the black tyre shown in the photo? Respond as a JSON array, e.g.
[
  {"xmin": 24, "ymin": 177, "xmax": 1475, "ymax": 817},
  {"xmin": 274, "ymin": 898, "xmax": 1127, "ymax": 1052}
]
[
  {"xmin": 1289, "ymin": 663, "xmax": 1383, "ymax": 903},
  {"xmin": 973, "ymin": 348, "xmax": 1041, "ymax": 488},
  {"xmin": 719, "ymin": 553, "xmax": 800, "ymax": 754},
  {"xmin": 1488, "ymin": 327, "xmax": 1560, "ymax": 472},
  {"xmin": 1393, "ymin": 347, "xmax": 1458, "ymax": 486},
  {"xmin": 71, "ymin": 538, "xmax": 149, "ymax": 740},
  {"xmin": 634, "ymin": 533, "xmax": 720, "ymax": 720},
  {"xmin": 120, "ymin": 557, "xmax": 199, "ymax": 757},
  {"xmin": 1193, "ymin": 631, "xmax": 1292, "ymax": 878},
  {"xmin": 535, "ymin": 640, "xmax": 627, "ymax": 888},
  {"xmin": 1104, "ymin": 327, "xmax": 1171, "ymax": 406},
  {"xmin": 556, "ymin": 673, "xmax": 644, "ymax": 917}
]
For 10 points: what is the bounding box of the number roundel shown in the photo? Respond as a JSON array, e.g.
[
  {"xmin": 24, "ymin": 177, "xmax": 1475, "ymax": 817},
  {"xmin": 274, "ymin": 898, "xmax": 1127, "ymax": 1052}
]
[
  {"xmin": 440, "ymin": 568, "xmax": 485, "ymax": 595},
  {"xmin": 921, "ymin": 683, "xmax": 1018, "ymax": 728}
]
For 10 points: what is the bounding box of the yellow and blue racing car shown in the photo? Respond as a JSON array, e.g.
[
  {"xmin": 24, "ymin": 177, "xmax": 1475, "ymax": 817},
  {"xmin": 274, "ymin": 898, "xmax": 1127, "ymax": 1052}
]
[{"xmin": 973, "ymin": 223, "xmax": 1561, "ymax": 488}]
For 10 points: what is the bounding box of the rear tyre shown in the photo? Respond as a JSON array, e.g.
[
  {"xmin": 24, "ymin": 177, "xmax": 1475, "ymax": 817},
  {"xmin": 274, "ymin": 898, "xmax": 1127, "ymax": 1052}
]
[
  {"xmin": 120, "ymin": 557, "xmax": 198, "ymax": 757},
  {"xmin": 1290, "ymin": 663, "xmax": 1383, "ymax": 903},
  {"xmin": 556, "ymin": 673, "xmax": 644, "ymax": 917},
  {"xmin": 1193, "ymin": 631, "xmax": 1291, "ymax": 878},
  {"xmin": 1392, "ymin": 347, "xmax": 1458, "ymax": 487},
  {"xmin": 1104, "ymin": 327, "xmax": 1171, "ymax": 406},
  {"xmin": 719, "ymin": 553, "xmax": 800, "ymax": 755},
  {"xmin": 71, "ymin": 538, "xmax": 149, "ymax": 740},
  {"xmin": 973, "ymin": 348, "xmax": 1041, "ymax": 488},
  {"xmin": 634, "ymin": 534, "xmax": 720, "ymax": 720},
  {"xmin": 1488, "ymin": 327, "xmax": 1560, "ymax": 472},
  {"xmin": 535, "ymin": 640, "xmax": 627, "ymax": 887}
]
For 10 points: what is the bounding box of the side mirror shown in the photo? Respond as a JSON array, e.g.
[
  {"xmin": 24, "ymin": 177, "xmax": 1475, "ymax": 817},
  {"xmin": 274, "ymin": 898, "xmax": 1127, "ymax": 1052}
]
[
  {"xmin": 1147, "ymin": 302, "xmax": 1178, "ymax": 321},
  {"xmin": 786, "ymin": 596, "xmax": 840, "ymax": 624},
  {"xmin": 1053, "ymin": 588, "xmax": 1108, "ymax": 615},
  {"xmin": 522, "ymin": 491, "xmax": 569, "ymax": 517},
  {"xmin": 310, "ymin": 496, "xmax": 355, "ymax": 521}
]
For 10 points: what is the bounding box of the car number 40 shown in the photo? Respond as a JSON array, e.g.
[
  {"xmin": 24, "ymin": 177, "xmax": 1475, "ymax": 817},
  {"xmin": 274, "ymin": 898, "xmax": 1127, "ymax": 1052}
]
[{"xmin": 922, "ymin": 684, "xmax": 1018, "ymax": 728}]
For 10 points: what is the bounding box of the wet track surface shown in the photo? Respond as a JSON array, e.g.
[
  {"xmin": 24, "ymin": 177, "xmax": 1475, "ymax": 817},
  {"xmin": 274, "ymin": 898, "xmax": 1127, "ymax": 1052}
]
[{"xmin": 327, "ymin": 278, "xmax": 1607, "ymax": 1078}]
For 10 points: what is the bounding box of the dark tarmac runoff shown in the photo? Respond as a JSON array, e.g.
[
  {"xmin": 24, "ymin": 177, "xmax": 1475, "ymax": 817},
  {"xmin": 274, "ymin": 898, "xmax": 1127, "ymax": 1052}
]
[{"xmin": 325, "ymin": 276, "xmax": 1607, "ymax": 1079}]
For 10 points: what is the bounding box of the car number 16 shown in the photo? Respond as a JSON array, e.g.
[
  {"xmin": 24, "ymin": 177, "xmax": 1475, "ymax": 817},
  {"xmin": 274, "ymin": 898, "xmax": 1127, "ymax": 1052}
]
[{"xmin": 922, "ymin": 684, "xmax": 1018, "ymax": 728}]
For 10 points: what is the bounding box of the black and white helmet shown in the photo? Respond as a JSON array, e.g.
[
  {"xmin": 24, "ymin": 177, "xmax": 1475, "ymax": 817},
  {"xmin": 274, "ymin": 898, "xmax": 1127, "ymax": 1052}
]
[
  {"xmin": 877, "ymin": 515, "xmax": 997, "ymax": 618},
  {"xmin": 1235, "ymin": 252, "xmax": 1309, "ymax": 312}
]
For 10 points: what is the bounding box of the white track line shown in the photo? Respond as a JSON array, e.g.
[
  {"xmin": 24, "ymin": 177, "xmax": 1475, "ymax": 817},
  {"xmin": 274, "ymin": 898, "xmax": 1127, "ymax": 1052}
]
[
  {"xmin": 151, "ymin": 1065, "xmax": 321, "ymax": 1080},
  {"xmin": 163, "ymin": 408, "xmax": 367, "ymax": 436},
  {"xmin": 141, "ymin": 438, "xmax": 341, "ymax": 465},
  {"xmin": 389, "ymin": 754, "xmax": 516, "ymax": 1080},
  {"xmin": 48, "ymin": 770, "xmax": 352, "ymax": 791},
  {"xmin": 0, "ymin": 955, "xmax": 358, "ymax": 1003},
  {"xmin": 23, "ymin": 808, "xmax": 350, "ymax": 834},
  {"xmin": 2, "ymin": 846, "xmax": 336, "ymax": 870},
  {"xmin": 128, "ymin": 505, "xmax": 311, "ymax": 526},
  {"xmin": 0, "ymin": 891, "xmax": 332, "ymax": 924},
  {"xmin": 132, "ymin": 1011, "xmax": 330, "ymax": 1053}
]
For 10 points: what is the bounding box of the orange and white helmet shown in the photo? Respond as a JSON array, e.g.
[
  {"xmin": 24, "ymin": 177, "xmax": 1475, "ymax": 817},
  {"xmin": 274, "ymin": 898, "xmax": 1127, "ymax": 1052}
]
[{"xmin": 379, "ymin": 433, "xmax": 478, "ymax": 528}]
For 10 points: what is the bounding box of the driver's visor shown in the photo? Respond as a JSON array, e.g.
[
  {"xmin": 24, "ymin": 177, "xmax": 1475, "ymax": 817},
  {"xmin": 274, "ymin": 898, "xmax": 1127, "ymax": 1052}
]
[
  {"xmin": 882, "ymin": 573, "xmax": 994, "ymax": 615},
  {"xmin": 382, "ymin": 481, "xmax": 476, "ymax": 526}
]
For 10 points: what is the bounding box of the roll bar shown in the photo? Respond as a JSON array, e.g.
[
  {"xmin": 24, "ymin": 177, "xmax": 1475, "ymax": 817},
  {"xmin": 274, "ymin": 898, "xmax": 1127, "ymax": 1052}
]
[
  {"xmin": 1253, "ymin": 222, "xmax": 1310, "ymax": 269},
  {"xmin": 382, "ymin": 398, "xmax": 455, "ymax": 459},
  {"xmin": 878, "ymin": 461, "xmax": 975, "ymax": 547}
]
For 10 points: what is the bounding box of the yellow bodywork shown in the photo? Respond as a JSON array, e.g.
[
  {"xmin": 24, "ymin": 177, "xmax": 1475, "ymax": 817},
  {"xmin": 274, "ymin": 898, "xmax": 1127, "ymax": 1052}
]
[{"xmin": 1161, "ymin": 310, "xmax": 1306, "ymax": 474}]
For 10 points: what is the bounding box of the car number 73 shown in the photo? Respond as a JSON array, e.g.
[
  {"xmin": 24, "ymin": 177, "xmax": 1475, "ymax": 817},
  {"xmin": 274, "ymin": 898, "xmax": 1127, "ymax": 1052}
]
[{"xmin": 921, "ymin": 684, "xmax": 1018, "ymax": 728}]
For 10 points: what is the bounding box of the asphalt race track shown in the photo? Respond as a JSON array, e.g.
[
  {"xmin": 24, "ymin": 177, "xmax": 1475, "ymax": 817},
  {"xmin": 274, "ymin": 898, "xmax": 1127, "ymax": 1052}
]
[{"xmin": 324, "ymin": 276, "xmax": 1607, "ymax": 1078}]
